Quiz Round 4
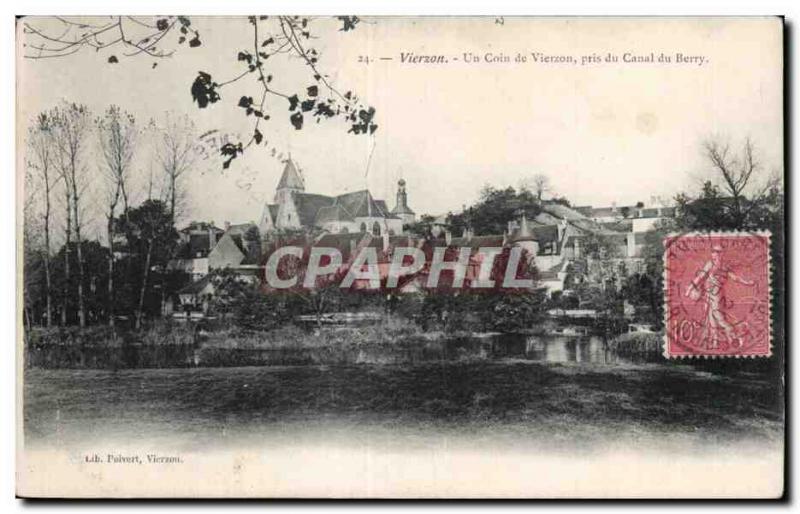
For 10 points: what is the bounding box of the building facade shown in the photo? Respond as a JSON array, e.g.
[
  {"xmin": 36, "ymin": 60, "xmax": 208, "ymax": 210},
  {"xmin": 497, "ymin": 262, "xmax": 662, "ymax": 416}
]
[{"xmin": 259, "ymin": 159, "xmax": 415, "ymax": 236}]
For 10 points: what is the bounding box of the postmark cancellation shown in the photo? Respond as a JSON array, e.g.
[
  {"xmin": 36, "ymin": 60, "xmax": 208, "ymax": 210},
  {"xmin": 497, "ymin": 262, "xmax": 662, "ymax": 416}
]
[{"xmin": 663, "ymin": 231, "xmax": 772, "ymax": 359}]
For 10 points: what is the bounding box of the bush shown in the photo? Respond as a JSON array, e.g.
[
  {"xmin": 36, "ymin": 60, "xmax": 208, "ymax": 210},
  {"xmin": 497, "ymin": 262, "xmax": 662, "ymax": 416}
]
[{"xmin": 609, "ymin": 331, "xmax": 662, "ymax": 356}]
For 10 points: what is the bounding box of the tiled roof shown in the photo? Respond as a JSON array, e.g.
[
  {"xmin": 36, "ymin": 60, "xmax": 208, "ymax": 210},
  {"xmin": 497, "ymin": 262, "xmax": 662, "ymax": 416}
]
[
  {"xmin": 374, "ymin": 200, "xmax": 392, "ymax": 216},
  {"xmin": 541, "ymin": 203, "xmax": 588, "ymax": 220},
  {"xmin": 333, "ymin": 190, "xmax": 387, "ymax": 218},
  {"xmin": 315, "ymin": 204, "xmax": 355, "ymax": 224},
  {"xmin": 293, "ymin": 193, "xmax": 335, "ymax": 227}
]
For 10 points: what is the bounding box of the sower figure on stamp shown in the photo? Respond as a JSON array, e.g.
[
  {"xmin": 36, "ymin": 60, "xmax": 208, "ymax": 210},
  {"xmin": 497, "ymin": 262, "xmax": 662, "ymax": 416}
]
[{"xmin": 684, "ymin": 245, "xmax": 755, "ymax": 349}]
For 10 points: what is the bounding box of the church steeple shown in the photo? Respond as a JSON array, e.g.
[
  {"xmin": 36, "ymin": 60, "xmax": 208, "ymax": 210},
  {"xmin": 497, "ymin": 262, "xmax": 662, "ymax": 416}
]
[
  {"xmin": 391, "ymin": 179, "xmax": 415, "ymax": 226},
  {"xmin": 274, "ymin": 157, "xmax": 305, "ymax": 204}
]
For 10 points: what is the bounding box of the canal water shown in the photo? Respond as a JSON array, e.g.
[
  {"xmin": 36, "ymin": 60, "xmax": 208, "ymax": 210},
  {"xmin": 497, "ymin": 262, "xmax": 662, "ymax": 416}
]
[{"xmin": 25, "ymin": 333, "xmax": 653, "ymax": 369}]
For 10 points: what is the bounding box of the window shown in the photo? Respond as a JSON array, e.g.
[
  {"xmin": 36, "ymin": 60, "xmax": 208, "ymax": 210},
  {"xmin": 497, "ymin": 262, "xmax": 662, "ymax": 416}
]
[
  {"xmin": 372, "ymin": 222, "xmax": 381, "ymax": 236},
  {"xmin": 360, "ymin": 222, "xmax": 367, "ymax": 233}
]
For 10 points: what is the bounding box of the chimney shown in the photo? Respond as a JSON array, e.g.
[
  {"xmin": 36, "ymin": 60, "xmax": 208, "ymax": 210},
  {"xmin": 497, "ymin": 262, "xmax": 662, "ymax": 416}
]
[
  {"xmin": 208, "ymin": 226, "xmax": 215, "ymax": 250},
  {"xmin": 611, "ymin": 201, "xmax": 617, "ymax": 213},
  {"xmin": 445, "ymin": 229, "xmax": 452, "ymax": 245},
  {"xmin": 626, "ymin": 232, "xmax": 636, "ymax": 258},
  {"xmin": 224, "ymin": 221, "xmax": 231, "ymax": 231}
]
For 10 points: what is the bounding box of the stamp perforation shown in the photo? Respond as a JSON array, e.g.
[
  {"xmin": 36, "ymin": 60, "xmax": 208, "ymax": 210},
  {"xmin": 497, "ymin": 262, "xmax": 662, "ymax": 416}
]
[{"xmin": 662, "ymin": 230, "xmax": 772, "ymax": 359}]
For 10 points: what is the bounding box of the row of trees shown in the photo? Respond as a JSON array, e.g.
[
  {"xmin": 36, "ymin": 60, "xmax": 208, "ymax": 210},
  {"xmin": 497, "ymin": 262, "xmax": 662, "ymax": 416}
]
[{"xmin": 23, "ymin": 102, "xmax": 198, "ymax": 331}]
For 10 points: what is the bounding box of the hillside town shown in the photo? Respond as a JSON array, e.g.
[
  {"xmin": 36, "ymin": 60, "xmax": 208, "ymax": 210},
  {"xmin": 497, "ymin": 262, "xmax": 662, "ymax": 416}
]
[{"xmin": 165, "ymin": 157, "xmax": 675, "ymax": 327}]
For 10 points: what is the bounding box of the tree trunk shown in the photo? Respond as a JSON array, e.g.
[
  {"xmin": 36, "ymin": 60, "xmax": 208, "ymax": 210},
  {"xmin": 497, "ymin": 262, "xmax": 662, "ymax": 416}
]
[
  {"xmin": 61, "ymin": 189, "xmax": 71, "ymax": 326},
  {"xmin": 107, "ymin": 217, "xmax": 115, "ymax": 328},
  {"xmin": 135, "ymin": 238, "xmax": 154, "ymax": 330},
  {"xmin": 43, "ymin": 180, "xmax": 52, "ymax": 328},
  {"xmin": 71, "ymin": 172, "xmax": 86, "ymax": 328}
]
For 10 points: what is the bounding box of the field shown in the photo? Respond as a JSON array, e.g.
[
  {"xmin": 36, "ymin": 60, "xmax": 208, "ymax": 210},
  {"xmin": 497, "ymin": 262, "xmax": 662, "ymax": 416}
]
[{"xmin": 24, "ymin": 359, "xmax": 784, "ymax": 453}]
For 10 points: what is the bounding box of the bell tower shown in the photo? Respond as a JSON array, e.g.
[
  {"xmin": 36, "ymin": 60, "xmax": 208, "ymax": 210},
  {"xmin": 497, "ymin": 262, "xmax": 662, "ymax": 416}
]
[{"xmin": 391, "ymin": 179, "xmax": 416, "ymax": 226}]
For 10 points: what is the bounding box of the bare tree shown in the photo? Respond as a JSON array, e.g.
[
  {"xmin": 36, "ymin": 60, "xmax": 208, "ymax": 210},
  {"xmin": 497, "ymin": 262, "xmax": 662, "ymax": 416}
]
[
  {"xmin": 97, "ymin": 105, "xmax": 137, "ymax": 327},
  {"xmin": 703, "ymin": 137, "xmax": 779, "ymax": 227},
  {"xmin": 22, "ymin": 16, "xmax": 192, "ymax": 60},
  {"xmin": 532, "ymin": 174, "xmax": 551, "ymax": 201},
  {"xmin": 22, "ymin": 162, "xmax": 44, "ymax": 334},
  {"xmin": 27, "ymin": 113, "xmax": 58, "ymax": 327},
  {"xmin": 155, "ymin": 114, "xmax": 196, "ymax": 224},
  {"xmin": 51, "ymin": 102, "xmax": 92, "ymax": 327},
  {"xmin": 521, "ymin": 173, "xmax": 551, "ymax": 201}
]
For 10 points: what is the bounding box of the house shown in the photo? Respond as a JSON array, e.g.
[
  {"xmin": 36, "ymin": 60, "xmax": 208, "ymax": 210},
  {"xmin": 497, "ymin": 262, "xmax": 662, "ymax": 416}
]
[
  {"xmin": 573, "ymin": 201, "xmax": 676, "ymax": 232},
  {"xmin": 167, "ymin": 221, "xmax": 225, "ymax": 281},
  {"xmin": 259, "ymin": 158, "xmax": 413, "ymax": 236},
  {"xmin": 174, "ymin": 275, "xmax": 215, "ymax": 319},
  {"xmin": 209, "ymin": 222, "xmax": 261, "ymax": 269},
  {"xmin": 496, "ymin": 199, "xmax": 675, "ymax": 294},
  {"xmin": 167, "ymin": 221, "xmax": 263, "ymax": 317}
]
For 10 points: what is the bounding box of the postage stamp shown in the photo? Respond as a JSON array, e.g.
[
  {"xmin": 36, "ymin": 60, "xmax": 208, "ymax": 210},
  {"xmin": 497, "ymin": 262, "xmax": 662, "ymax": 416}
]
[{"xmin": 663, "ymin": 232, "xmax": 772, "ymax": 358}]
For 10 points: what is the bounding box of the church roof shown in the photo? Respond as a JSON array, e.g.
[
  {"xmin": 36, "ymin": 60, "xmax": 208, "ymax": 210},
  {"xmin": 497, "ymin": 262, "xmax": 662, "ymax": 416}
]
[
  {"xmin": 374, "ymin": 200, "xmax": 393, "ymax": 217},
  {"xmin": 293, "ymin": 193, "xmax": 336, "ymax": 227},
  {"xmin": 333, "ymin": 190, "xmax": 396, "ymax": 219},
  {"xmin": 276, "ymin": 159, "xmax": 305, "ymax": 190},
  {"xmin": 315, "ymin": 204, "xmax": 354, "ymax": 224}
]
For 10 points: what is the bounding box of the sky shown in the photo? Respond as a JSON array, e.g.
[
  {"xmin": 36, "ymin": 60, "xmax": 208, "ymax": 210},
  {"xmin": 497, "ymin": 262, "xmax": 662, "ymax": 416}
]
[{"xmin": 18, "ymin": 16, "xmax": 783, "ymax": 235}]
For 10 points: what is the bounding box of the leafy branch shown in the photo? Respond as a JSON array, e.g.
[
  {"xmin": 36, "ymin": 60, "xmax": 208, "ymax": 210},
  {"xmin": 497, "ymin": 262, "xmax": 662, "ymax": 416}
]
[{"xmin": 23, "ymin": 15, "xmax": 377, "ymax": 170}]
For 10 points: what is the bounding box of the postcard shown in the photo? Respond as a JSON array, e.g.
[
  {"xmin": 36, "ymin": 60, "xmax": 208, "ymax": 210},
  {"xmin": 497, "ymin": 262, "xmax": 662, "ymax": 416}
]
[{"xmin": 16, "ymin": 16, "xmax": 785, "ymax": 498}]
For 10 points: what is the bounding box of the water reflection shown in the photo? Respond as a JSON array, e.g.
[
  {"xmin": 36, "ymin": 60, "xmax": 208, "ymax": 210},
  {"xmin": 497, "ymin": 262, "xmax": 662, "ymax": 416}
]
[
  {"xmin": 489, "ymin": 334, "xmax": 627, "ymax": 364},
  {"xmin": 26, "ymin": 333, "xmax": 652, "ymax": 370}
]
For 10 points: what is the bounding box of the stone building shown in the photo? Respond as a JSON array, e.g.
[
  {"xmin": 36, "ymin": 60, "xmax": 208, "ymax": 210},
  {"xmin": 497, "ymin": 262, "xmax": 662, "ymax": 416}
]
[{"xmin": 259, "ymin": 159, "xmax": 415, "ymax": 236}]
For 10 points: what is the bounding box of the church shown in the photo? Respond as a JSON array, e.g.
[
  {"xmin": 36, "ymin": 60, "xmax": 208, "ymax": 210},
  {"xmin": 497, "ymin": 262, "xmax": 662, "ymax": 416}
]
[{"xmin": 259, "ymin": 158, "xmax": 416, "ymax": 236}]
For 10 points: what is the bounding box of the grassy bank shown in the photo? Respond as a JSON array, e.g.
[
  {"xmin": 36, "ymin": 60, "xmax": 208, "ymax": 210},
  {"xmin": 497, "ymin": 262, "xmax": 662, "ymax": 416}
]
[
  {"xmin": 25, "ymin": 318, "xmax": 471, "ymax": 368},
  {"xmin": 27, "ymin": 323, "xmax": 197, "ymax": 347},
  {"xmin": 24, "ymin": 360, "xmax": 784, "ymax": 451}
]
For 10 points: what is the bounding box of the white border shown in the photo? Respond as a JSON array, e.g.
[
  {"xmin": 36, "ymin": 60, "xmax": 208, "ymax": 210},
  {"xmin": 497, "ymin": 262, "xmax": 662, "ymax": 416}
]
[{"xmin": 4, "ymin": 1, "xmax": 796, "ymax": 511}]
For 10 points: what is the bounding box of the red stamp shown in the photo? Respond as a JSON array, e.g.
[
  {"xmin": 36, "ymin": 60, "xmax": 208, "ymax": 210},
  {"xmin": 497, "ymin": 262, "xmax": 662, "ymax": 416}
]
[{"xmin": 663, "ymin": 232, "xmax": 771, "ymax": 358}]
